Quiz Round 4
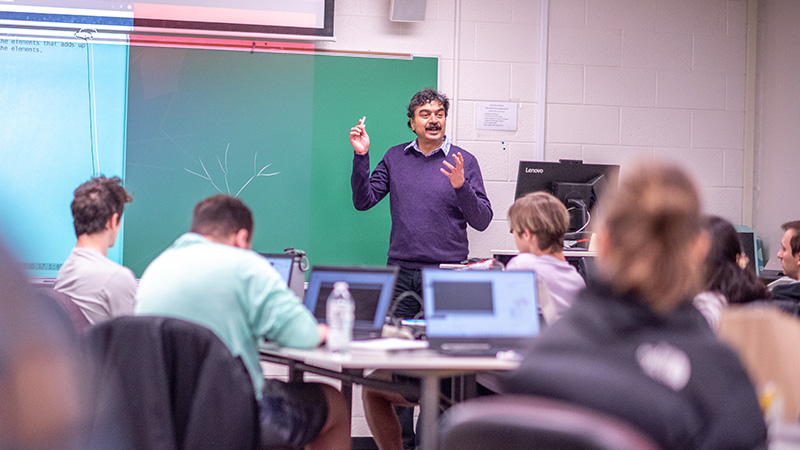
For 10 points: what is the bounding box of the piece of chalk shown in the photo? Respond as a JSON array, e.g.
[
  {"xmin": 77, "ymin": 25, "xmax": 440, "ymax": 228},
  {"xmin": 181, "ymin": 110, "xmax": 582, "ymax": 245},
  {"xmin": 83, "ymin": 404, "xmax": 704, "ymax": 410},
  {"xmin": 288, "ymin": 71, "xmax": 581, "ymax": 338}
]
[{"xmin": 361, "ymin": 116, "xmax": 366, "ymax": 125}]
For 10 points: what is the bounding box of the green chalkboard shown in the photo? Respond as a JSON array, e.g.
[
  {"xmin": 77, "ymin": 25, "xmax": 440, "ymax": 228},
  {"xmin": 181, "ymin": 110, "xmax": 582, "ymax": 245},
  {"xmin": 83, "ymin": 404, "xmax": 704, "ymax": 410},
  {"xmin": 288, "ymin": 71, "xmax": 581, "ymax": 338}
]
[{"xmin": 123, "ymin": 46, "xmax": 438, "ymax": 276}]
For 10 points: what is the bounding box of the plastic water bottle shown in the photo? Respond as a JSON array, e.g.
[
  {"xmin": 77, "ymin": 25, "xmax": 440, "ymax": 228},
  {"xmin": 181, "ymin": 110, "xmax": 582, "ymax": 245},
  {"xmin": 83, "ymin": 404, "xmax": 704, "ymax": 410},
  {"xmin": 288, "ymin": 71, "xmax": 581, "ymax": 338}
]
[{"xmin": 326, "ymin": 281, "xmax": 354, "ymax": 356}]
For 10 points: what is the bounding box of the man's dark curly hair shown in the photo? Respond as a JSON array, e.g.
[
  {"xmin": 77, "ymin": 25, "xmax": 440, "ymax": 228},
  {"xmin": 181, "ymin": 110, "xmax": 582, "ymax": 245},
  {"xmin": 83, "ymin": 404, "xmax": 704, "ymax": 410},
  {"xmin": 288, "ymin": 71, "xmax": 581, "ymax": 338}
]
[
  {"xmin": 406, "ymin": 87, "xmax": 449, "ymax": 128},
  {"xmin": 71, "ymin": 176, "xmax": 132, "ymax": 237}
]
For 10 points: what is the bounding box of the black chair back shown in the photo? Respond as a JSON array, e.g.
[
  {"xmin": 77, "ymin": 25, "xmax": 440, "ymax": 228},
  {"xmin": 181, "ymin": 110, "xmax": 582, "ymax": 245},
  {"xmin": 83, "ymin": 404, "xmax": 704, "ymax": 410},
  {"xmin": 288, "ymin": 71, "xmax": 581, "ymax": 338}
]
[
  {"xmin": 438, "ymin": 395, "xmax": 661, "ymax": 450},
  {"xmin": 83, "ymin": 316, "xmax": 260, "ymax": 450}
]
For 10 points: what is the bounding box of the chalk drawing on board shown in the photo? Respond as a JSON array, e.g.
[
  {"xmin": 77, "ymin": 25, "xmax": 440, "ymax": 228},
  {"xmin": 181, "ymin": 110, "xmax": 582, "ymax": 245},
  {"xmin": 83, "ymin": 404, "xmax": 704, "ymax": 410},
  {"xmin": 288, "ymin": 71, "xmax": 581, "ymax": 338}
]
[{"xmin": 184, "ymin": 142, "xmax": 280, "ymax": 197}]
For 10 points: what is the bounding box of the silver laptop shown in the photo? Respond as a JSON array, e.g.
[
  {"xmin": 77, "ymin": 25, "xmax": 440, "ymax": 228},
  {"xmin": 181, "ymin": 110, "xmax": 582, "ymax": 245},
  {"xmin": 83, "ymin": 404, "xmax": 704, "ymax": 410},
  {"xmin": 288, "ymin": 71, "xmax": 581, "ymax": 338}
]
[
  {"xmin": 259, "ymin": 252, "xmax": 305, "ymax": 298},
  {"xmin": 259, "ymin": 253, "xmax": 294, "ymax": 283},
  {"xmin": 303, "ymin": 266, "xmax": 399, "ymax": 340},
  {"xmin": 422, "ymin": 269, "xmax": 540, "ymax": 356}
]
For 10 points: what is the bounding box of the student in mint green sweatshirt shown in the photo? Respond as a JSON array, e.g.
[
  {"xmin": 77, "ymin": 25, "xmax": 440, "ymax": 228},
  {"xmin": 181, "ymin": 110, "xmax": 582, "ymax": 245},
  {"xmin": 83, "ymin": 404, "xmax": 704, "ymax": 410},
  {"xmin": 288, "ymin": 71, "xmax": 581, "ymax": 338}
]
[{"xmin": 136, "ymin": 194, "xmax": 350, "ymax": 450}]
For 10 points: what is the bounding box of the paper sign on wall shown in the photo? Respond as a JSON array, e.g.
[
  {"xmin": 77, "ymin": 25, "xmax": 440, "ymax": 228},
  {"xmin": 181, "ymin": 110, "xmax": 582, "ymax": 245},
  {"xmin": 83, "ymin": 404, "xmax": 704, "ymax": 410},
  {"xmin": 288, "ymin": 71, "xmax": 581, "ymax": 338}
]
[{"xmin": 475, "ymin": 102, "xmax": 517, "ymax": 131}]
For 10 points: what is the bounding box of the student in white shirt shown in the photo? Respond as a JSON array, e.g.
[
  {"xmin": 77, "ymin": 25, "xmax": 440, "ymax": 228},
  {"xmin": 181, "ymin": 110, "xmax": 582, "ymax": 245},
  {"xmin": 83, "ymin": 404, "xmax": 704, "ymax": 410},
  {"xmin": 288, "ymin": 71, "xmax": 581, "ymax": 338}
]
[
  {"xmin": 54, "ymin": 176, "xmax": 137, "ymax": 325},
  {"xmin": 506, "ymin": 191, "xmax": 586, "ymax": 322}
]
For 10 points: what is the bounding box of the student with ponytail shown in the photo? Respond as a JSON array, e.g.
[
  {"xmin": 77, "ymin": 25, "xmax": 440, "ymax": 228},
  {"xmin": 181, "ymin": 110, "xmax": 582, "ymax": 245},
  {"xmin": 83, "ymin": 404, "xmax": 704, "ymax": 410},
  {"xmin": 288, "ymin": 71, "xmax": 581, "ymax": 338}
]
[{"xmin": 500, "ymin": 161, "xmax": 767, "ymax": 450}]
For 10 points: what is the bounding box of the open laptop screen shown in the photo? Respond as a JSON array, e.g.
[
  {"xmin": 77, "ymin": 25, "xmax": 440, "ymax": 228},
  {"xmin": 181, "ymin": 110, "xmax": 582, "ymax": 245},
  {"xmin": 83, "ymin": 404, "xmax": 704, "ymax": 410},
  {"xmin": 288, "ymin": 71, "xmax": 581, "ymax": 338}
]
[
  {"xmin": 304, "ymin": 266, "xmax": 399, "ymax": 330},
  {"xmin": 259, "ymin": 253, "xmax": 294, "ymax": 284},
  {"xmin": 423, "ymin": 269, "xmax": 540, "ymax": 339}
]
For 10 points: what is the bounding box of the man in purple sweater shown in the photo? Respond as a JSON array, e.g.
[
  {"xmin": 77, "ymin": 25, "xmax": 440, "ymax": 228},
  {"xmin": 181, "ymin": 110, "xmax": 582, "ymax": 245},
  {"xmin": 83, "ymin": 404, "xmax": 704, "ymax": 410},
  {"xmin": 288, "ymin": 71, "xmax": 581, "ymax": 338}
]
[
  {"xmin": 351, "ymin": 88, "xmax": 493, "ymax": 450},
  {"xmin": 350, "ymin": 88, "xmax": 493, "ymax": 320}
]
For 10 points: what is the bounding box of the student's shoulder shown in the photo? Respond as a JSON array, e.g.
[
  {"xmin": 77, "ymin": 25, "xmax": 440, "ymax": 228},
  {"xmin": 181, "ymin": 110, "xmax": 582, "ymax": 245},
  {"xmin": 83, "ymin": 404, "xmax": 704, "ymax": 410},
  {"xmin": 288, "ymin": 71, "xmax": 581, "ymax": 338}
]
[
  {"xmin": 506, "ymin": 252, "xmax": 544, "ymax": 270},
  {"xmin": 772, "ymin": 280, "xmax": 800, "ymax": 300},
  {"xmin": 69, "ymin": 248, "xmax": 126, "ymax": 272},
  {"xmin": 107, "ymin": 264, "xmax": 138, "ymax": 292},
  {"xmin": 223, "ymin": 247, "xmax": 275, "ymax": 275},
  {"xmin": 111, "ymin": 261, "xmax": 136, "ymax": 279}
]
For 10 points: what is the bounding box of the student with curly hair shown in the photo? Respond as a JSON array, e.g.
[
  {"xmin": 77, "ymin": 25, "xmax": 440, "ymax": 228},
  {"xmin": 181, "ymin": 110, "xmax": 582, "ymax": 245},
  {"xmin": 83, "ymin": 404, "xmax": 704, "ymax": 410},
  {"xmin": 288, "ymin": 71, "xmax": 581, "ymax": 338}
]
[{"xmin": 54, "ymin": 176, "xmax": 136, "ymax": 325}]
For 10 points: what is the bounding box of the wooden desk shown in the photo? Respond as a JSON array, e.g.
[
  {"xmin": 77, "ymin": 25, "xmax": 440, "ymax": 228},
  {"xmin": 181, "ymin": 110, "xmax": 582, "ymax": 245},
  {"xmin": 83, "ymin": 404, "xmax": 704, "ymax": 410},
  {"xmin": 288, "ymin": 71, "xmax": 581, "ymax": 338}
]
[{"xmin": 259, "ymin": 345, "xmax": 519, "ymax": 450}]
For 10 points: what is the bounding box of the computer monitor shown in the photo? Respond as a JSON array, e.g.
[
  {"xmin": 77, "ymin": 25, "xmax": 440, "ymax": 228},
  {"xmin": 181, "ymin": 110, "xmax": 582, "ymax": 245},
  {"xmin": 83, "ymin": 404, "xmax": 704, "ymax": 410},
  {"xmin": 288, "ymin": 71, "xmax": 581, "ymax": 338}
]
[{"xmin": 514, "ymin": 160, "xmax": 620, "ymax": 235}]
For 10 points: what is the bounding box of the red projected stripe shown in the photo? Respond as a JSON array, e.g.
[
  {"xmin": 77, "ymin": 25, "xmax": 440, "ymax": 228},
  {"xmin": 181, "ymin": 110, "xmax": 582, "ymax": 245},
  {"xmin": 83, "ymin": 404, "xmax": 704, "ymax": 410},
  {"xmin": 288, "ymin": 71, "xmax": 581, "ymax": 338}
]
[{"xmin": 133, "ymin": 3, "xmax": 317, "ymax": 28}]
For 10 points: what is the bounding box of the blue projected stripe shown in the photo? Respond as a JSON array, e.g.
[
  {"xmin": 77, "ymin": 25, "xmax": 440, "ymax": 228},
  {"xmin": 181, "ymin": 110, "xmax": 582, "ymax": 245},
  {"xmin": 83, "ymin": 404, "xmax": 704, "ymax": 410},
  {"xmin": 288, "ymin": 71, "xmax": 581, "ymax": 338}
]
[{"xmin": 0, "ymin": 11, "xmax": 132, "ymax": 27}]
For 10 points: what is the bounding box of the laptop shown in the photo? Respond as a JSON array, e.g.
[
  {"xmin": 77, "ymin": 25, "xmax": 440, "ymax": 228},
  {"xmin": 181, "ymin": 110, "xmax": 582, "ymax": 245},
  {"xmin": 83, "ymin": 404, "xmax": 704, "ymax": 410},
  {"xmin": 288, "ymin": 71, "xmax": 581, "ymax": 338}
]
[
  {"xmin": 260, "ymin": 253, "xmax": 294, "ymax": 283},
  {"xmin": 260, "ymin": 252, "xmax": 305, "ymax": 298},
  {"xmin": 422, "ymin": 268, "xmax": 540, "ymax": 356},
  {"xmin": 303, "ymin": 265, "xmax": 399, "ymax": 340}
]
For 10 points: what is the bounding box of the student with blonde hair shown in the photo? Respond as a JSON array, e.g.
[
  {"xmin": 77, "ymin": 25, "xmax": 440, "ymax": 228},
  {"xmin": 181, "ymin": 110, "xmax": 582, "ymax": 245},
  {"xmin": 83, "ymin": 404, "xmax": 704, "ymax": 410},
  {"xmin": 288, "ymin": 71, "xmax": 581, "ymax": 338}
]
[
  {"xmin": 506, "ymin": 191, "xmax": 585, "ymax": 320},
  {"xmin": 500, "ymin": 161, "xmax": 767, "ymax": 449}
]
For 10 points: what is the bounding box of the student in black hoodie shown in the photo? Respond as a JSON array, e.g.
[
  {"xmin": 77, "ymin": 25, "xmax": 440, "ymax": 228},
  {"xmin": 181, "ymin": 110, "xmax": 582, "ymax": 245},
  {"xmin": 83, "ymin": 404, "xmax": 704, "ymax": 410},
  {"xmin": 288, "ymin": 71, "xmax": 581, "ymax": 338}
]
[{"xmin": 499, "ymin": 161, "xmax": 768, "ymax": 450}]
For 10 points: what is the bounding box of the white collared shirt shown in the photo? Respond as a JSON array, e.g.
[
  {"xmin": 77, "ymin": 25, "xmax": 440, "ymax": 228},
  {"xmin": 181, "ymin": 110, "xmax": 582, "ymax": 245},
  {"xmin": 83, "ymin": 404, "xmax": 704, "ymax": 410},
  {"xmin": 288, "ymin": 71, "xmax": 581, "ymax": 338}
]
[{"xmin": 404, "ymin": 135, "xmax": 451, "ymax": 157}]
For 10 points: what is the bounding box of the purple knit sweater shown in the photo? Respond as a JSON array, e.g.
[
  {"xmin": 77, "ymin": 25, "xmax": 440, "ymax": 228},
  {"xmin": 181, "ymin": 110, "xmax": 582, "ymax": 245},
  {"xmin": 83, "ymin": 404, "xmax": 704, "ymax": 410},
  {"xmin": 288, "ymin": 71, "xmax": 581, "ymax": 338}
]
[{"xmin": 351, "ymin": 142, "xmax": 493, "ymax": 268}]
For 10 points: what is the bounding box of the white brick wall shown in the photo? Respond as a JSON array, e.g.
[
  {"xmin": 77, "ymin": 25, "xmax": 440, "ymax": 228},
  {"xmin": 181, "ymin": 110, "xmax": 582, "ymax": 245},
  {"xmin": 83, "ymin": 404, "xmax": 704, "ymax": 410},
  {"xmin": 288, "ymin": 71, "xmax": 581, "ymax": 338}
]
[
  {"xmin": 620, "ymin": 108, "xmax": 691, "ymax": 148},
  {"xmin": 584, "ymin": 66, "xmax": 657, "ymax": 107},
  {"xmin": 622, "ymin": 31, "xmax": 693, "ymax": 70},
  {"xmin": 659, "ymin": 71, "xmax": 728, "ymax": 110},
  {"xmin": 691, "ymin": 110, "xmax": 745, "ymax": 149},
  {"xmin": 547, "ymin": 104, "xmax": 620, "ymax": 145},
  {"xmin": 752, "ymin": 0, "xmax": 800, "ymax": 254},
  {"xmin": 549, "ymin": 27, "xmax": 622, "ymax": 66},
  {"xmin": 587, "ymin": 0, "xmax": 658, "ymax": 31}
]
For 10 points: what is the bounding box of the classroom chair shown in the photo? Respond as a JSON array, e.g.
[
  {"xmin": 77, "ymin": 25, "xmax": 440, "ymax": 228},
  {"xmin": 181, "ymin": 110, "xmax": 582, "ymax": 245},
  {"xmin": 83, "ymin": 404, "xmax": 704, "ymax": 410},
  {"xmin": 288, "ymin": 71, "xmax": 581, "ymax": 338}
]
[
  {"xmin": 438, "ymin": 395, "xmax": 661, "ymax": 450},
  {"xmin": 719, "ymin": 305, "xmax": 800, "ymax": 423},
  {"xmin": 37, "ymin": 288, "xmax": 91, "ymax": 333},
  {"xmin": 82, "ymin": 316, "xmax": 261, "ymax": 450}
]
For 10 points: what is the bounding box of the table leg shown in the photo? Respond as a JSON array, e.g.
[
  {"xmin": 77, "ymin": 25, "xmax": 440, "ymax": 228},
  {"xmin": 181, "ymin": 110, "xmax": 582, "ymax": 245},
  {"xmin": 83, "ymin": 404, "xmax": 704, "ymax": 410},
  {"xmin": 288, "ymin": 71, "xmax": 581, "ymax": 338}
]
[
  {"xmin": 340, "ymin": 368, "xmax": 361, "ymax": 413},
  {"xmin": 287, "ymin": 363, "xmax": 304, "ymax": 383},
  {"xmin": 462, "ymin": 373, "xmax": 477, "ymax": 400},
  {"xmin": 418, "ymin": 375, "xmax": 440, "ymax": 450}
]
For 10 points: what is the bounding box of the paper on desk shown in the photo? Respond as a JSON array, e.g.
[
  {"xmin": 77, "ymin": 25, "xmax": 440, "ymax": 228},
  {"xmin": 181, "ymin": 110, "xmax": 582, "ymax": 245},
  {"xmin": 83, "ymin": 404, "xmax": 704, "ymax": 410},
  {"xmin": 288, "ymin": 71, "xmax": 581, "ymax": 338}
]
[{"xmin": 350, "ymin": 338, "xmax": 429, "ymax": 352}]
